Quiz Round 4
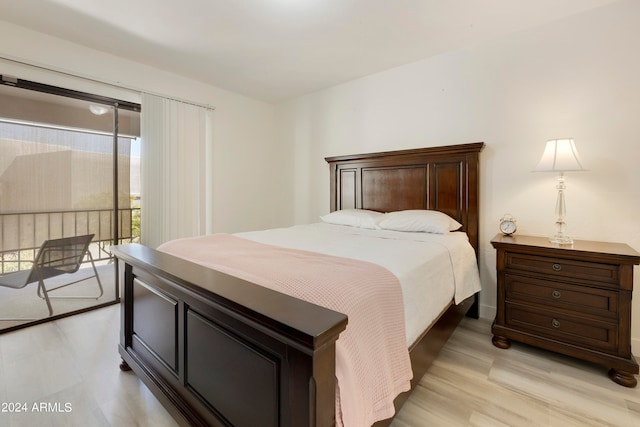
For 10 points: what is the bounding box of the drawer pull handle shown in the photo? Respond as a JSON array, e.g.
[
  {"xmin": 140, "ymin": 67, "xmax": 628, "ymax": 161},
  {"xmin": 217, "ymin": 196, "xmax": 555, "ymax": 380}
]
[
  {"xmin": 552, "ymin": 319, "xmax": 561, "ymax": 328},
  {"xmin": 552, "ymin": 263, "xmax": 562, "ymax": 272},
  {"xmin": 552, "ymin": 290, "xmax": 561, "ymax": 299}
]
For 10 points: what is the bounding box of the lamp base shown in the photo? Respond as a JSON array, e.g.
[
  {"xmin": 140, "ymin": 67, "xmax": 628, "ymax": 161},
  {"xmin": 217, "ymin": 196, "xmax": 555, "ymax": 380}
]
[
  {"xmin": 550, "ymin": 174, "xmax": 573, "ymax": 245},
  {"xmin": 550, "ymin": 234, "xmax": 573, "ymax": 245}
]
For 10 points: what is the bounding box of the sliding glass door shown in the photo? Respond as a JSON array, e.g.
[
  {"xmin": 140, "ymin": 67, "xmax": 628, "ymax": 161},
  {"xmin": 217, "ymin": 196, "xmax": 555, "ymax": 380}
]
[{"xmin": 0, "ymin": 80, "xmax": 140, "ymax": 332}]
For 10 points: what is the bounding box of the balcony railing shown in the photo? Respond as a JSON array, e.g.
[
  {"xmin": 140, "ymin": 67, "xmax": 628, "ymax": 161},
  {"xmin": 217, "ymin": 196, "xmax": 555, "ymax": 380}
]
[{"xmin": 0, "ymin": 208, "xmax": 140, "ymax": 274}]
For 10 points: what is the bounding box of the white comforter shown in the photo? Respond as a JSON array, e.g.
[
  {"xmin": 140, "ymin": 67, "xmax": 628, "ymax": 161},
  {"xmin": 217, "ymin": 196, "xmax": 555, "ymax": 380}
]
[{"xmin": 237, "ymin": 223, "xmax": 482, "ymax": 346}]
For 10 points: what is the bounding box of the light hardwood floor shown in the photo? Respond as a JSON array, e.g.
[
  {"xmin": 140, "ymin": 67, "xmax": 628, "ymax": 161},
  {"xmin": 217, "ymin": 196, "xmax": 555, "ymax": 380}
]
[
  {"xmin": 1, "ymin": 305, "xmax": 638, "ymax": 426},
  {"xmin": 390, "ymin": 317, "xmax": 640, "ymax": 427}
]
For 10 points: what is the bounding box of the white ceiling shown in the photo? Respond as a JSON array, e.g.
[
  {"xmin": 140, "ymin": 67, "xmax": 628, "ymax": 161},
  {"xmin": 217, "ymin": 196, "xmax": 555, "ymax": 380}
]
[{"xmin": 0, "ymin": 0, "xmax": 619, "ymax": 103}]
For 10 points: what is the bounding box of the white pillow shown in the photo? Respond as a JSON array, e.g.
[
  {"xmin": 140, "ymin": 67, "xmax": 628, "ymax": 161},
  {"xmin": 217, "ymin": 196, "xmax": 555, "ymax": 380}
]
[
  {"xmin": 319, "ymin": 209, "xmax": 383, "ymax": 229},
  {"xmin": 377, "ymin": 210, "xmax": 462, "ymax": 234}
]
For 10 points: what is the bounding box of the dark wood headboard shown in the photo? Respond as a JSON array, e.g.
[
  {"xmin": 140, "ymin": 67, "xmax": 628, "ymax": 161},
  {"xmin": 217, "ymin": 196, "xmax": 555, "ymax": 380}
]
[{"xmin": 325, "ymin": 142, "xmax": 485, "ymax": 254}]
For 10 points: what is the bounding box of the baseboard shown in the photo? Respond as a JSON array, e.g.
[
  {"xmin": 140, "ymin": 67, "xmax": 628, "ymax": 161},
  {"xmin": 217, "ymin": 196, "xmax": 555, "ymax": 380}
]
[{"xmin": 478, "ymin": 303, "xmax": 495, "ymax": 321}]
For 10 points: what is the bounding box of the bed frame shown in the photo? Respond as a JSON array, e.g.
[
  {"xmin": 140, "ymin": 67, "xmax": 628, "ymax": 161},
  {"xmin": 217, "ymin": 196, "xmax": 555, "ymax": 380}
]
[{"xmin": 113, "ymin": 142, "xmax": 484, "ymax": 427}]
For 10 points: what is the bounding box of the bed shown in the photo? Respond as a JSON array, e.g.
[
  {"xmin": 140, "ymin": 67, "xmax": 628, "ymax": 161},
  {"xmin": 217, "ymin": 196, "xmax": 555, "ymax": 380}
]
[{"xmin": 113, "ymin": 142, "xmax": 485, "ymax": 427}]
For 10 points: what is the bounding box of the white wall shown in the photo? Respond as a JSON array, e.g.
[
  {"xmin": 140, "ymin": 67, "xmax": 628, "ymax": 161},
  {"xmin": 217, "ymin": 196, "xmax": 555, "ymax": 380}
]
[
  {"xmin": 276, "ymin": 0, "xmax": 640, "ymax": 349},
  {"xmin": 0, "ymin": 21, "xmax": 292, "ymax": 234}
]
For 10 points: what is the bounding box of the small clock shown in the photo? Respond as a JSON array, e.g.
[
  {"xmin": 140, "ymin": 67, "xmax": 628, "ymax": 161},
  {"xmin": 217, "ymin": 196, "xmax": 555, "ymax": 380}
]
[{"xmin": 499, "ymin": 214, "xmax": 517, "ymax": 235}]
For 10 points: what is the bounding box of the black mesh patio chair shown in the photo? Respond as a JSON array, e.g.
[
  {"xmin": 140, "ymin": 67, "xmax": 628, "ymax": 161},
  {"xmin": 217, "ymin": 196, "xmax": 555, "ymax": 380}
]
[{"xmin": 0, "ymin": 234, "xmax": 103, "ymax": 319}]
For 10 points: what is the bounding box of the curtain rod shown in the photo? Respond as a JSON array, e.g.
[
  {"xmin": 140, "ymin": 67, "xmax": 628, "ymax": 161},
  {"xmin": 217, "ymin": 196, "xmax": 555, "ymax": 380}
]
[{"xmin": 0, "ymin": 55, "xmax": 216, "ymax": 111}]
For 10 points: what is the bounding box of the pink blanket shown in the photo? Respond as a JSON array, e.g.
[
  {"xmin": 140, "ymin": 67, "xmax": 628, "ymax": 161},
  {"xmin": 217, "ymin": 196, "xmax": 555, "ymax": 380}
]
[{"xmin": 159, "ymin": 234, "xmax": 412, "ymax": 426}]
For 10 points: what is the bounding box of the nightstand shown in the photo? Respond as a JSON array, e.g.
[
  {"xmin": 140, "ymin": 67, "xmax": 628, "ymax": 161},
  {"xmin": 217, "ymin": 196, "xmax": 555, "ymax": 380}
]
[{"xmin": 491, "ymin": 234, "xmax": 640, "ymax": 387}]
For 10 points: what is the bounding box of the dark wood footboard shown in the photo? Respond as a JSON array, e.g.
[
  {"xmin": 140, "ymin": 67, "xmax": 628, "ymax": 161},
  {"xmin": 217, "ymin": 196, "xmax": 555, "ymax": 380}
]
[{"xmin": 114, "ymin": 244, "xmax": 347, "ymax": 427}]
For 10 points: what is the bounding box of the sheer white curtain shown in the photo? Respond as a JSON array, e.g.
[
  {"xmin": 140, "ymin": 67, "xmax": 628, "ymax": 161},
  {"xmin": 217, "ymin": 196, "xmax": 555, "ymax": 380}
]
[{"xmin": 140, "ymin": 93, "xmax": 214, "ymax": 248}]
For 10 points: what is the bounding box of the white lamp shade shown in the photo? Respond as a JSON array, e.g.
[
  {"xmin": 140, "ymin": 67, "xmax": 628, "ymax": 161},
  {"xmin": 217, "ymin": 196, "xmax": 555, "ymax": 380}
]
[{"xmin": 534, "ymin": 139, "xmax": 585, "ymax": 172}]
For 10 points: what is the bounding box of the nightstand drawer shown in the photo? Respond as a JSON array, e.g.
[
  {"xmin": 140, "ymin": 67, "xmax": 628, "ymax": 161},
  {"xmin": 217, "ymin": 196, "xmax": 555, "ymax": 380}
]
[
  {"xmin": 505, "ymin": 252, "xmax": 619, "ymax": 285},
  {"xmin": 505, "ymin": 302, "xmax": 618, "ymax": 353},
  {"xmin": 505, "ymin": 274, "xmax": 619, "ymax": 319}
]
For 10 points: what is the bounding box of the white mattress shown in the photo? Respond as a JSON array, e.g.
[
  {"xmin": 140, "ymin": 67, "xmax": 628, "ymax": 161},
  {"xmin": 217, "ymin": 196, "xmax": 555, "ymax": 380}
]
[{"xmin": 236, "ymin": 223, "xmax": 481, "ymax": 346}]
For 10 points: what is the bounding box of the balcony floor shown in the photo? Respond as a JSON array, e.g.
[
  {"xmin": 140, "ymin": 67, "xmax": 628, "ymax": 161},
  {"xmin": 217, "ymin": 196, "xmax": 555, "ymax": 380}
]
[{"xmin": 0, "ymin": 264, "xmax": 116, "ymax": 330}]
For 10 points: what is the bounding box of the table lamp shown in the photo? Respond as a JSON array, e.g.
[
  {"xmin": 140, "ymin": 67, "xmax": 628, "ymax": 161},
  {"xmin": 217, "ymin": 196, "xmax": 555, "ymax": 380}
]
[{"xmin": 534, "ymin": 138, "xmax": 586, "ymax": 244}]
